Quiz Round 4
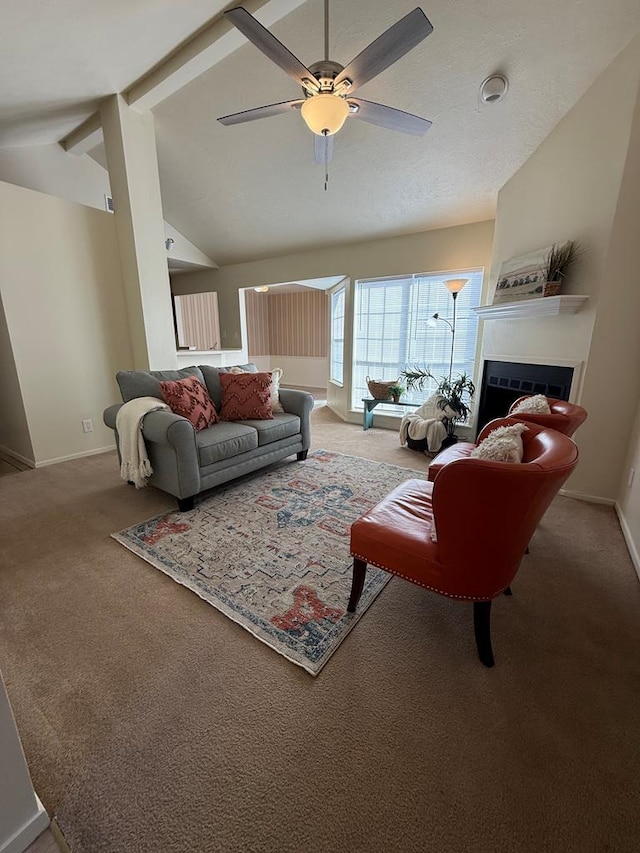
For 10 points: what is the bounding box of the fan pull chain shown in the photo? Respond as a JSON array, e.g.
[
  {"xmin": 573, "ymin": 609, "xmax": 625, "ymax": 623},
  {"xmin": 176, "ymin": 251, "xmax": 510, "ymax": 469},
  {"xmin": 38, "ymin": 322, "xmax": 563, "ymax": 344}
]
[{"xmin": 323, "ymin": 130, "xmax": 329, "ymax": 191}]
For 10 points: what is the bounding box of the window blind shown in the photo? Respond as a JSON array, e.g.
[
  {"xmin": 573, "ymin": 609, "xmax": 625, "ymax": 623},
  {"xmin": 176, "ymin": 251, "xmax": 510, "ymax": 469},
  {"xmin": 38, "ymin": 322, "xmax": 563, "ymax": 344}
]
[{"xmin": 351, "ymin": 269, "xmax": 483, "ymax": 409}]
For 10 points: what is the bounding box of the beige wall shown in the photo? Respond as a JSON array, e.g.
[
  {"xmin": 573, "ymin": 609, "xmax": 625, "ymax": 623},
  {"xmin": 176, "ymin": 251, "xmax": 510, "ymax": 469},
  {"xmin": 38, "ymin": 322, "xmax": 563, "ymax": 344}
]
[
  {"xmin": 618, "ymin": 398, "xmax": 640, "ymax": 578},
  {"xmin": 0, "ymin": 142, "xmax": 217, "ymax": 273},
  {"xmin": 0, "ymin": 142, "xmax": 111, "ymax": 210},
  {"xmin": 0, "ymin": 180, "xmax": 132, "ymax": 465},
  {"xmin": 0, "ymin": 294, "xmax": 33, "ymax": 462},
  {"xmin": 174, "ymin": 219, "xmax": 496, "ymax": 421},
  {"xmin": 483, "ymin": 34, "xmax": 640, "ymax": 501}
]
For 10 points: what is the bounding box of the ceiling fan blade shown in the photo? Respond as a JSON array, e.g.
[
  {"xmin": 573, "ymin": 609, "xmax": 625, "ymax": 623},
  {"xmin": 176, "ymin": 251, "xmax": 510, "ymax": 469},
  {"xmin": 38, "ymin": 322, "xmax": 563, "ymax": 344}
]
[
  {"xmin": 349, "ymin": 98, "xmax": 432, "ymax": 136},
  {"xmin": 225, "ymin": 7, "xmax": 315, "ymax": 89},
  {"xmin": 218, "ymin": 99, "xmax": 303, "ymax": 126},
  {"xmin": 334, "ymin": 8, "xmax": 433, "ymax": 93},
  {"xmin": 314, "ymin": 133, "xmax": 334, "ymax": 165}
]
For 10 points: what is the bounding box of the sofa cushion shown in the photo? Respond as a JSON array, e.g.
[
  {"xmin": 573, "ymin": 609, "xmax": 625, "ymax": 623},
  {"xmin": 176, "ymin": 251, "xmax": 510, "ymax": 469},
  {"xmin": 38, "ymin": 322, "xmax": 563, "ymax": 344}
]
[
  {"xmin": 195, "ymin": 422, "xmax": 258, "ymax": 467},
  {"xmin": 159, "ymin": 376, "xmax": 218, "ymax": 431},
  {"xmin": 199, "ymin": 363, "xmax": 258, "ymax": 408},
  {"xmin": 219, "ymin": 372, "xmax": 274, "ymax": 421},
  {"xmin": 238, "ymin": 413, "xmax": 300, "ymax": 446},
  {"xmin": 117, "ymin": 366, "xmax": 204, "ymax": 403}
]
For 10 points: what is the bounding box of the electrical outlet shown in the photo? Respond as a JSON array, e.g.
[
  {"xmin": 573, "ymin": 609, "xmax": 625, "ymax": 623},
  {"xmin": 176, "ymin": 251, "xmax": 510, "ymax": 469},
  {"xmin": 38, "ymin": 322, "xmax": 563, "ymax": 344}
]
[
  {"xmin": 82, "ymin": 419, "xmax": 93, "ymax": 434},
  {"xmin": 629, "ymin": 467, "xmax": 635, "ymax": 488}
]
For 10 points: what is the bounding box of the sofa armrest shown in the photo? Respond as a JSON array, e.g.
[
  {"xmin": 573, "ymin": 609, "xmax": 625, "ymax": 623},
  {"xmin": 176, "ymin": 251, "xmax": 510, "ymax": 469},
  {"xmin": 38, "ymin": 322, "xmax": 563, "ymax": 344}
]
[
  {"xmin": 141, "ymin": 410, "xmax": 200, "ymax": 499},
  {"xmin": 279, "ymin": 389, "xmax": 314, "ymax": 450},
  {"xmin": 103, "ymin": 403, "xmax": 123, "ymax": 430},
  {"xmin": 141, "ymin": 410, "xmax": 195, "ymax": 448}
]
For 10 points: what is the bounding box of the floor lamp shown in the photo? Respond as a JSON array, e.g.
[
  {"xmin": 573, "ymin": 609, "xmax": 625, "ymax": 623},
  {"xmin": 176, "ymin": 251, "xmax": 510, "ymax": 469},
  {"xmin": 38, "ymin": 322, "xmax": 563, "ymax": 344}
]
[{"xmin": 430, "ymin": 278, "xmax": 468, "ymax": 379}]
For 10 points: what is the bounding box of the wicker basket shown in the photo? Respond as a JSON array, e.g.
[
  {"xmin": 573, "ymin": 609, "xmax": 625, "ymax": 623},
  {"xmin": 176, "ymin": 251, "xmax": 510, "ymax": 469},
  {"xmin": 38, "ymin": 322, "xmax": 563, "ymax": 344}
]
[
  {"xmin": 543, "ymin": 281, "xmax": 562, "ymax": 297},
  {"xmin": 366, "ymin": 376, "xmax": 400, "ymax": 400}
]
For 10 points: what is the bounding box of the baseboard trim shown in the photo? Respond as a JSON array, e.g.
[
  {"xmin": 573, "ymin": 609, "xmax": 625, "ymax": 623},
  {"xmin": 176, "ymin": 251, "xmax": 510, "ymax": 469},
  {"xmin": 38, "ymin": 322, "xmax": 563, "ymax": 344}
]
[
  {"xmin": 0, "ymin": 796, "xmax": 49, "ymax": 853},
  {"xmin": 614, "ymin": 502, "xmax": 640, "ymax": 583},
  {"xmin": 559, "ymin": 488, "xmax": 615, "ymax": 506},
  {"xmin": 0, "ymin": 444, "xmax": 35, "ymax": 469},
  {"xmin": 50, "ymin": 818, "xmax": 72, "ymax": 853},
  {"xmin": 35, "ymin": 445, "xmax": 116, "ymax": 468}
]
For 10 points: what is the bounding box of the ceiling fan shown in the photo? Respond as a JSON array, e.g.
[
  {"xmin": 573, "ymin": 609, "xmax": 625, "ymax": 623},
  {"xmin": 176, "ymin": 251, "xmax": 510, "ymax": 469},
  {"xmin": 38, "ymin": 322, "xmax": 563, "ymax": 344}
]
[{"xmin": 218, "ymin": 2, "xmax": 434, "ymax": 169}]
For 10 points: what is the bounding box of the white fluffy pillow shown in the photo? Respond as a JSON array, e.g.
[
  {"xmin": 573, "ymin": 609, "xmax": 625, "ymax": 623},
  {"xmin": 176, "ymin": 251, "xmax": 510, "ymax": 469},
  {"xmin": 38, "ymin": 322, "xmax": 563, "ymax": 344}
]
[
  {"xmin": 270, "ymin": 367, "xmax": 285, "ymax": 413},
  {"xmin": 511, "ymin": 394, "xmax": 551, "ymax": 415},
  {"xmin": 229, "ymin": 366, "xmax": 284, "ymax": 413},
  {"xmin": 471, "ymin": 423, "xmax": 528, "ymax": 463}
]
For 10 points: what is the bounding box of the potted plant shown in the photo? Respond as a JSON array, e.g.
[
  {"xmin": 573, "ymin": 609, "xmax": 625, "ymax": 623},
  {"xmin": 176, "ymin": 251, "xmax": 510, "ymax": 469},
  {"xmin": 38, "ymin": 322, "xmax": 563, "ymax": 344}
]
[
  {"xmin": 400, "ymin": 366, "xmax": 475, "ymax": 444},
  {"xmin": 387, "ymin": 383, "xmax": 405, "ymax": 403},
  {"xmin": 541, "ymin": 240, "xmax": 580, "ymax": 296}
]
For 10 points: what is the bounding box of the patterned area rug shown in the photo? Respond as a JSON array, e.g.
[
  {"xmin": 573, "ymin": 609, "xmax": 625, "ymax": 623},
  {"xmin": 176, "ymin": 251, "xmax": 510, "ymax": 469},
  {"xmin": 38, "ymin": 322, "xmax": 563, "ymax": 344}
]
[{"xmin": 113, "ymin": 450, "xmax": 426, "ymax": 675}]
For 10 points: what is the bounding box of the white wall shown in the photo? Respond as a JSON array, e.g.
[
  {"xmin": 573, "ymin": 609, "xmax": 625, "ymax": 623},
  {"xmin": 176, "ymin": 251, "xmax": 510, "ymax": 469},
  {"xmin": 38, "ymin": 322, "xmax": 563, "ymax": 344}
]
[
  {"xmin": 482, "ymin": 33, "xmax": 640, "ymax": 501},
  {"xmin": 0, "ymin": 671, "xmax": 49, "ymax": 853},
  {"xmin": 174, "ymin": 220, "xmax": 496, "ymax": 423},
  {"xmin": 252, "ymin": 355, "xmax": 328, "ymax": 390},
  {"xmin": 0, "ymin": 180, "xmax": 132, "ymax": 465}
]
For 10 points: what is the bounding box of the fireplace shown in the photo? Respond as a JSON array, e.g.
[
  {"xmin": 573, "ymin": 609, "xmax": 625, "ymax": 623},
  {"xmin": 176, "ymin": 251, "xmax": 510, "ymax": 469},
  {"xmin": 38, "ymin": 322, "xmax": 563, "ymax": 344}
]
[{"xmin": 476, "ymin": 360, "xmax": 574, "ymax": 435}]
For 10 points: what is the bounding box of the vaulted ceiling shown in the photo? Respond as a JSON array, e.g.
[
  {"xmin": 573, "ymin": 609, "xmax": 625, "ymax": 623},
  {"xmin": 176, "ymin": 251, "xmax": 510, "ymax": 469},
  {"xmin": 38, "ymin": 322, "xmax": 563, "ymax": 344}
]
[{"xmin": 3, "ymin": 0, "xmax": 640, "ymax": 265}]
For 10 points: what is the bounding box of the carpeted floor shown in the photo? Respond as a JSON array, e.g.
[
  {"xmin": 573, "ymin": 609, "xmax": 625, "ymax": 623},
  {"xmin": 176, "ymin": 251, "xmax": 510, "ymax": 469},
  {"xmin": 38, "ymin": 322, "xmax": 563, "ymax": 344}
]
[{"xmin": 1, "ymin": 405, "xmax": 640, "ymax": 852}]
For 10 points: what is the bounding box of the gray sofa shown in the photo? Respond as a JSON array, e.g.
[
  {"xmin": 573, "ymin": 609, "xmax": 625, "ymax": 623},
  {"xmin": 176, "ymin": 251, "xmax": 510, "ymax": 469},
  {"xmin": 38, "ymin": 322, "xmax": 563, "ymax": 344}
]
[{"xmin": 103, "ymin": 364, "xmax": 313, "ymax": 511}]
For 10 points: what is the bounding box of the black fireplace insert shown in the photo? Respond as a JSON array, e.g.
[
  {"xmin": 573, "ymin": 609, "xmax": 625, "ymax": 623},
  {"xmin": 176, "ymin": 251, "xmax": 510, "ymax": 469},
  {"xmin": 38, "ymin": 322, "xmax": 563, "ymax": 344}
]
[{"xmin": 475, "ymin": 360, "xmax": 574, "ymax": 436}]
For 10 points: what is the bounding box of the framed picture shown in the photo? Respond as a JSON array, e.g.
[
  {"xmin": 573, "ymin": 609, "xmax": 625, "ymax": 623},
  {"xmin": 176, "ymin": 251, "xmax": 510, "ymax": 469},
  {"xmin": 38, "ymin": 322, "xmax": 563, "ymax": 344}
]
[{"xmin": 491, "ymin": 247, "xmax": 552, "ymax": 305}]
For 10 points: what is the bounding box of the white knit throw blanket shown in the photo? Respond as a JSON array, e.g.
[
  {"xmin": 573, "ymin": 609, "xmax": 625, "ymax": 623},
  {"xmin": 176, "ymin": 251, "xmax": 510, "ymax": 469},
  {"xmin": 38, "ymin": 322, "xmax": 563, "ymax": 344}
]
[
  {"xmin": 115, "ymin": 396, "xmax": 170, "ymax": 488},
  {"xmin": 399, "ymin": 395, "xmax": 448, "ymax": 452}
]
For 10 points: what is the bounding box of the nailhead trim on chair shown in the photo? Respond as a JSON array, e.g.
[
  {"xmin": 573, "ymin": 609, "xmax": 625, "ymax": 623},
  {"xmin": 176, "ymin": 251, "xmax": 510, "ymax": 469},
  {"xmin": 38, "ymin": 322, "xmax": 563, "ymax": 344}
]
[{"xmin": 350, "ymin": 551, "xmax": 507, "ymax": 601}]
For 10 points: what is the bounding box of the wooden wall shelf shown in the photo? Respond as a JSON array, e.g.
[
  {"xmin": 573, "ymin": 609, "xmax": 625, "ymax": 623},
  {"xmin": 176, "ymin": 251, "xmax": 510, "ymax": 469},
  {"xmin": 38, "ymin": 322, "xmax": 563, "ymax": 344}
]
[{"xmin": 472, "ymin": 295, "xmax": 589, "ymax": 320}]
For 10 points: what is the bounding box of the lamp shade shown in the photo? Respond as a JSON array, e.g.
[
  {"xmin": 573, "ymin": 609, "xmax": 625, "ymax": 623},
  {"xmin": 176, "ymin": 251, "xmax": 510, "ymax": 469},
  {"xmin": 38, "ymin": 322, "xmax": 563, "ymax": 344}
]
[
  {"xmin": 301, "ymin": 94, "xmax": 349, "ymax": 136},
  {"xmin": 444, "ymin": 278, "xmax": 468, "ymax": 294}
]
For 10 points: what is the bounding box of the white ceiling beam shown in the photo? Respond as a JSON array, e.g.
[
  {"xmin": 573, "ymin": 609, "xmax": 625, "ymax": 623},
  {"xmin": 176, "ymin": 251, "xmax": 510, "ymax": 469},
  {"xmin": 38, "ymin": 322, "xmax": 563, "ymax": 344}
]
[
  {"xmin": 62, "ymin": 0, "xmax": 307, "ymax": 155},
  {"xmin": 62, "ymin": 112, "xmax": 103, "ymax": 155}
]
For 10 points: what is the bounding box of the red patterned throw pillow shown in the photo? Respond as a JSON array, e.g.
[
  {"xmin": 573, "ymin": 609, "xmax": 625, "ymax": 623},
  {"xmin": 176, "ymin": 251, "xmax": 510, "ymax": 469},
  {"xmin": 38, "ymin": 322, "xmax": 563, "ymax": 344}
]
[
  {"xmin": 159, "ymin": 376, "xmax": 218, "ymax": 431},
  {"xmin": 219, "ymin": 372, "xmax": 274, "ymax": 421}
]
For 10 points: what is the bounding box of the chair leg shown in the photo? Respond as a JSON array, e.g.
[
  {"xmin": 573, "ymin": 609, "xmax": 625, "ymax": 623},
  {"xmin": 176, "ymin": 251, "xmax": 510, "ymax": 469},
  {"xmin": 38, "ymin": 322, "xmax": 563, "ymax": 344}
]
[
  {"xmin": 503, "ymin": 586, "xmax": 513, "ymax": 596},
  {"xmin": 473, "ymin": 601, "xmax": 495, "ymax": 668},
  {"xmin": 347, "ymin": 558, "xmax": 368, "ymax": 612},
  {"xmin": 177, "ymin": 496, "xmax": 194, "ymax": 512}
]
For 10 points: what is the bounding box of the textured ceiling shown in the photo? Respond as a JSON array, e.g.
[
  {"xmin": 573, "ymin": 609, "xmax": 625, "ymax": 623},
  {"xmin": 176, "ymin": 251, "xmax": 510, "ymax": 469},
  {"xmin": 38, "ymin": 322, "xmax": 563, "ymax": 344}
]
[
  {"xmin": 4, "ymin": 0, "xmax": 640, "ymax": 266},
  {"xmin": 150, "ymin": 0, "xmax": 640, "ymax": 264}
]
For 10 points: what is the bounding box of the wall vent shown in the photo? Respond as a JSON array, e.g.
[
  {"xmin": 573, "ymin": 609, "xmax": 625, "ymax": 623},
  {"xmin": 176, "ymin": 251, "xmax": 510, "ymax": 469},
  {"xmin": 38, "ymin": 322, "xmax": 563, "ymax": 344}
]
[{"xmin": 104, "ymin": 194, "xmax": 114, "ymax": 213}]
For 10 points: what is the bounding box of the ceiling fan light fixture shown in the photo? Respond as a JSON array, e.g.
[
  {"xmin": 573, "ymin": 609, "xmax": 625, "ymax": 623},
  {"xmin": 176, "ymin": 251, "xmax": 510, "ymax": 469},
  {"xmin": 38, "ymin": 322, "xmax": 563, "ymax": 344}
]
[{"xmin": 301, "ymin": 94, "xmax": 349, "ymax": 136}]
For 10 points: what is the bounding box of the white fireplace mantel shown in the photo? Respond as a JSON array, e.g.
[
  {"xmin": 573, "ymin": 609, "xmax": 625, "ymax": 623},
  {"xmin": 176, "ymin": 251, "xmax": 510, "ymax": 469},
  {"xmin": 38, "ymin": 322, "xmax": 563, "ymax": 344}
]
[{"xmin": 472, "ymin": 295, "xmax": 589, "ymax": 320}]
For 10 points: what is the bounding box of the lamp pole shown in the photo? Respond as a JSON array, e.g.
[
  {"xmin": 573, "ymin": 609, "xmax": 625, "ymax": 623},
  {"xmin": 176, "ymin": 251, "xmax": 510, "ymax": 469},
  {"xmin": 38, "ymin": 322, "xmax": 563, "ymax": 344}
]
[{"xmin": 443, "ymin": 279, "xmax": 468, "ymax": 379}]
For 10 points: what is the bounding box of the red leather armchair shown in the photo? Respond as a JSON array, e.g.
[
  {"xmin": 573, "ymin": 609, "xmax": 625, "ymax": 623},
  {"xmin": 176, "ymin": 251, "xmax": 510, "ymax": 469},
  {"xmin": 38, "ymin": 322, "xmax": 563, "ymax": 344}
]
[
  {"xmin": 348, "ymin": 419, "xmax": 579, "ymax": 666},
  {"xmin": 507, "ymin": 396, "xmax": 587, "ymax": 437}
]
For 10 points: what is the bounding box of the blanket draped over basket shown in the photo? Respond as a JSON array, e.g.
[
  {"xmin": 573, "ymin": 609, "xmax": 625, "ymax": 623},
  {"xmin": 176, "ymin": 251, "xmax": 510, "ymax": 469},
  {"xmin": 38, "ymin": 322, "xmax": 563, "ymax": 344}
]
[{"xmin": 399, "ymin": 395, "xmax": 448, "ymax": 453}]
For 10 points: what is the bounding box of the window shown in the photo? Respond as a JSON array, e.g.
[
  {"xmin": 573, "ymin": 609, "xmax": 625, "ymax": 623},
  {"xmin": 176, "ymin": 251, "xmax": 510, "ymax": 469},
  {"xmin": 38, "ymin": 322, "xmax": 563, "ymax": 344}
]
[
  {"xmin": 330, "ymin": 286, "xmax": 346, "ymax": 384},
  {"xmin": 351, "ymin": 269, "xmax": 483, "ymax": 409}
]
